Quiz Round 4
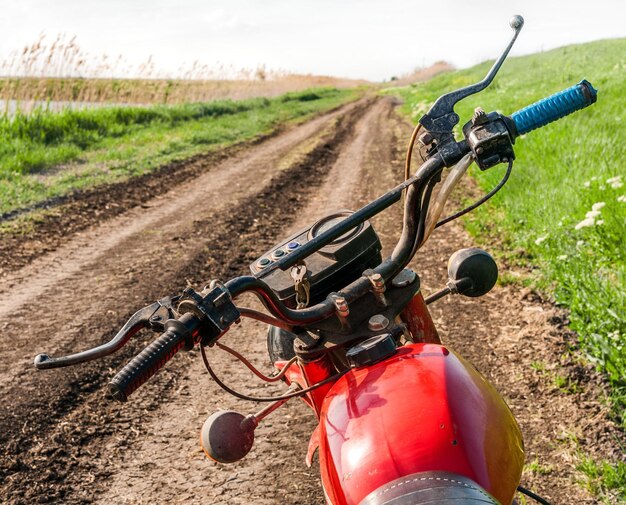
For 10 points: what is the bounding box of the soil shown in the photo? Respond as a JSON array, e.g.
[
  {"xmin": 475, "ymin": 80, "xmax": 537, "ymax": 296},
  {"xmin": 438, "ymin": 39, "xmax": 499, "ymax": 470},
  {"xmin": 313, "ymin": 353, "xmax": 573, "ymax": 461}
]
[{"xmin": 0, "ymin": 96, "xmax": 623, "ymax": 505}]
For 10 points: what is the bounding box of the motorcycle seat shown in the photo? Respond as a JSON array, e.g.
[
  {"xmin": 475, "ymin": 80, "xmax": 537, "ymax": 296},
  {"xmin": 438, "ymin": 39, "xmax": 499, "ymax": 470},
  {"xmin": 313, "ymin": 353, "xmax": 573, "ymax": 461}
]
[{"xmin": 359, "ymin": 471, "xmax": 501, "ymax": 505}]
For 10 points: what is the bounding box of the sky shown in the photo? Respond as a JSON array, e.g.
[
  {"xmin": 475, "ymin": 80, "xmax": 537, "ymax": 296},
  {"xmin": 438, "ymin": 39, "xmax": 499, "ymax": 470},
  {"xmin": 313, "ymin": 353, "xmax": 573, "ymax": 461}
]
[{"xmin": 0, "ymin": 0, "xmax": 625, "ymax": 81}]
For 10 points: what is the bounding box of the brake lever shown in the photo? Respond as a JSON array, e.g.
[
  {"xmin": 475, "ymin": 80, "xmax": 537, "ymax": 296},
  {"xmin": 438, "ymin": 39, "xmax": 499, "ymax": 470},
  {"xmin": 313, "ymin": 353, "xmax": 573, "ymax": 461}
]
[
  {"xmin": 418, "ymin": 15, "xmax": 524, "ymax": 163},
  {"xmin": 34, "ymin": 296, "xmax": 180, "ymax": 369}
]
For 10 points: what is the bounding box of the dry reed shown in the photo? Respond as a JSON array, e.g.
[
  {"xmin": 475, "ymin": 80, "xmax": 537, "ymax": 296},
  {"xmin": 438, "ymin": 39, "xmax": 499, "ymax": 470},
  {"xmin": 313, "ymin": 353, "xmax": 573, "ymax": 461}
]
[{"xmin": 0, "ymin": 34, "xmax": 367, "ymax": 108}]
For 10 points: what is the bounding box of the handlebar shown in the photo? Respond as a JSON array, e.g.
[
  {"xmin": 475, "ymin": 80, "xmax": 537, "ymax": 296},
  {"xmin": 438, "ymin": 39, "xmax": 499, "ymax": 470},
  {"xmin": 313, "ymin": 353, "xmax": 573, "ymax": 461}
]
[
  {"xmin": 511, "ymin": 80, "xmax": 597, "ymax": 136},
  {"xmin": 37, "ymin": 78, "xmax": 597, "ymax": 403},
  {"xmin": 34, "ymin": 13, "xmax": 599, "ymax": 405}
]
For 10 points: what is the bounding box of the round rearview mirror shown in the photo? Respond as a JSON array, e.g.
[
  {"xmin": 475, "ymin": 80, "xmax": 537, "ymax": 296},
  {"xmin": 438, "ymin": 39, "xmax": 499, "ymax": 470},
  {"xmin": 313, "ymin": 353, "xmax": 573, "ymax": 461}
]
[
  {"xmin": 201, "ymin": 410, "xmax": 256, "ymax": 463},
  {"xmin": 447, "ymin": 248, "xmax": 498, "ymax": 297}
]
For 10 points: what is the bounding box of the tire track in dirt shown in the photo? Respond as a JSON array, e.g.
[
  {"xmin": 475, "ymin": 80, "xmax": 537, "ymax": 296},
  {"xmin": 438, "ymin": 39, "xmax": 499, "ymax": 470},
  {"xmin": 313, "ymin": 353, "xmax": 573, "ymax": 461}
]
[
  {"xmin": 90, "ymin": 97, "xmax": 400, "ymax": 505},
  {"xmin": 0, "ymin": 102, "xmax": 352, "ymax": 276},
  {"xmin": 0, "ymin": 97, "xmax": 373, "ymax": 504}
]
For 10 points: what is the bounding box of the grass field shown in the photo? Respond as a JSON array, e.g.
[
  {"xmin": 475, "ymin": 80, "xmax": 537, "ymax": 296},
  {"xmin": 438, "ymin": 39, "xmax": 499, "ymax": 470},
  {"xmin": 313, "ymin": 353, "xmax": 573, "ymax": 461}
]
[
  {"xmin": 392, "ymin": 38, "xmax": 625, "ymax": 499},
  {"xmin": 0, "ymin": 87, "xmax": 361, "ymax": 216}
]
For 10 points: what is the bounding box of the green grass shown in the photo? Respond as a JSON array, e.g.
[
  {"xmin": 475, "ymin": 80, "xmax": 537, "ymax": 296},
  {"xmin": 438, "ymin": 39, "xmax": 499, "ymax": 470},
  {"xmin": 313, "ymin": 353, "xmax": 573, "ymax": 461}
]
[
  {"xmin": 0, "ymin": 87, "xmax": 361, "ymax": 214},
  {"xmin": 390, "ymin": 39, "xmax": 626, "ymax": 430},
  {"xmin": 577, "ymin": 454, "xmax": 626, "ymax": 503},
  {"xmin": 524, "ymin": 458, "xmax": 554, "ymax": 476}
]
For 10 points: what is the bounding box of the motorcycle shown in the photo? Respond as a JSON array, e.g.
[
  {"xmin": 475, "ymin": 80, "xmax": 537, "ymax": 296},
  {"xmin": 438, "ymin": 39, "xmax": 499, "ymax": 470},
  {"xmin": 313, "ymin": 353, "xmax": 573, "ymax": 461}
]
[{"xmin": 34, "ymin": 15, "xmax": 597, "ymax": 505}]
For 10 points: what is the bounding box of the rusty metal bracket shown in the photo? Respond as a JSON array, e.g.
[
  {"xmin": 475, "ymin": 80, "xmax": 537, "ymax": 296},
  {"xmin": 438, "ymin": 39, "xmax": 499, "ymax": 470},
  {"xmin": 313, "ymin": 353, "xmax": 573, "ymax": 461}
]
[
  {"xmin": 364, "ymin": 269, "xmax": 388, "ymax": 307},
  {"xmin": 329, "ymin": 292, "xmax": 351, "ymax": 331}
]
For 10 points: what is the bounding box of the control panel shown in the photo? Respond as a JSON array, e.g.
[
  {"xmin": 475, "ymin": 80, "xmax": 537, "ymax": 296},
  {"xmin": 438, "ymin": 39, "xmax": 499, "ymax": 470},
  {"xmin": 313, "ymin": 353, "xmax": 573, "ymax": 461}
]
[{"xmin": 250, "ymin": 211, "xmax": 382, "ymax": 309}]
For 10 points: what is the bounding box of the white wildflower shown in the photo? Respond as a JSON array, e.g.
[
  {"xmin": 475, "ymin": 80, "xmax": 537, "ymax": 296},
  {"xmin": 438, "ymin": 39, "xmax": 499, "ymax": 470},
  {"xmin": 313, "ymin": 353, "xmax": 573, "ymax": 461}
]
[
  {"xmin": 534, "ymin": 234, "xmax": 549, "ymax": 245},
  {"xmin": 575, "ymin": 217, "xmax": 595, "ymax": 230},
  {"xmin": 591, "ymin": 176, "xmax": 598, "ymax": 181},
  {"xmin": 592, "ymin": 202, "xmax": 605, "ymax": 211},
  {"xmin": 596, "ymin": 220, "xmax": 604, "ymax": 226},
  {"xmin": 618, "ymin": 195, "xmax": 626, "ymax": 203},
  {"xmin": 606, "ymin": 176, "xmax": 623, "ymax": 189},
  {"xmin": 585, "ymin": 210, "xmax": 601, "ymax": 219},
  {"xmin": 583, "ymin": 181, "xmax": 591, "ymax": 188},
  {"xmin": 557, "ymin": 255, "xmax": 568, "ymax": 261},
  {"xmin": 576, "ymin": 240, "xmax": 585, "ymax": 247}
]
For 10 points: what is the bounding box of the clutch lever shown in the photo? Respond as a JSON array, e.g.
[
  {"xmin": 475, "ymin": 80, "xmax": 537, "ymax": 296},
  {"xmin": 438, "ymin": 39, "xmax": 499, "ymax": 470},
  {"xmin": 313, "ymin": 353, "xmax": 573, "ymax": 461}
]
[
  {"xmin": 34, "ymin": 296, "xmax": 180, "ymax": 369},
  {"xmin": 418, "ymin": 15, "xmax": 524, "ymax": 164}
]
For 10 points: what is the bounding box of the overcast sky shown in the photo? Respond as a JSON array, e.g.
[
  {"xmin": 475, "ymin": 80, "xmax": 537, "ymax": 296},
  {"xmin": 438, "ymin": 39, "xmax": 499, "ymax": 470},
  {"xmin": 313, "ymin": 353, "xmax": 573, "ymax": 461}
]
[{"xmin": 1, "ymin": 0, "xmax": 624, "ymax": 81}]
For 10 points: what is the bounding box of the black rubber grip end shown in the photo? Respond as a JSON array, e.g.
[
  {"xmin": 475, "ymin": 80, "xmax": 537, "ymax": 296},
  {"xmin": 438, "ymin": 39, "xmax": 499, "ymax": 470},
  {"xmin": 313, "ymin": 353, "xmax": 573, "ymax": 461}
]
[
  {"xmin": 108, "ymin": 328, "xmax": 186, "ymax": 402},
  {"xmin": 34, "ymin": 354, "xmax": 51, "ymax": 369}
]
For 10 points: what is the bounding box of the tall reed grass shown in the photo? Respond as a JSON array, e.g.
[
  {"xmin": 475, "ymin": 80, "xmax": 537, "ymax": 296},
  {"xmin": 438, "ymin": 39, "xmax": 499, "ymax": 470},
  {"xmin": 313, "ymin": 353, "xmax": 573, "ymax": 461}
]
[{"xmin": 0, "ymin": 34, "xmax": 366, "ymax": 107}]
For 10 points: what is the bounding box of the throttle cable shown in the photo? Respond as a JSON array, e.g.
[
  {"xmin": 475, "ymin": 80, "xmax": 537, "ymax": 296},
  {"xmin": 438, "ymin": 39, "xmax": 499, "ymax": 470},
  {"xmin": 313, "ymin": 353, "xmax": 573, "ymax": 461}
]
[{"xmin": 411, "ymin": 173, "xmax": 439, "ymax": 255}]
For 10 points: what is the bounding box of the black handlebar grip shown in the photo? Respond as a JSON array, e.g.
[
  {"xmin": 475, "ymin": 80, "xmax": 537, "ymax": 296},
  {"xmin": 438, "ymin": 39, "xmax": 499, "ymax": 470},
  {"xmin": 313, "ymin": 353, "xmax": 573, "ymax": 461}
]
[{"xmin": 108, "ymin": 326, "xmax": 187, "ymax": 402}]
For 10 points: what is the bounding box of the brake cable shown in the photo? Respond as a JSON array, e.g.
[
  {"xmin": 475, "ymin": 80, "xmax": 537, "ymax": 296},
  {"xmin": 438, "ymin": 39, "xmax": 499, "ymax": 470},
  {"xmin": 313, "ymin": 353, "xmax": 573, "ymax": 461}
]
[
  {"xmin": 201, "ymin": 343, "xmax": 347, "ymax": 402},
  {"xmin": 215, "ymin": 341, "xmax": 296, "ymax": 383},
  {"xmin": 435, "ymin": 159, "xmax": 513, "ymax": 228}
]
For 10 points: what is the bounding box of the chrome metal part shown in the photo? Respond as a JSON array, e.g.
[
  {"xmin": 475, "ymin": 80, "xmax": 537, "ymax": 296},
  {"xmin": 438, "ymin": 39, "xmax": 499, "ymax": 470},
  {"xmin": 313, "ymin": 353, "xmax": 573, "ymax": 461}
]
[
  {"xmin": 368, "ymin": 314, "xmax": 390, "ymax": 331},
  {"xmin": 331, "ymin": 293, "xmax": 351, "ymax": 330},
  {"xmin": 332, "ymin": 294, "xmax": 349, "ymax": 318},
  {"xmin": 509, "ymin": 14, "xmax": 524, "ymax": 30}
]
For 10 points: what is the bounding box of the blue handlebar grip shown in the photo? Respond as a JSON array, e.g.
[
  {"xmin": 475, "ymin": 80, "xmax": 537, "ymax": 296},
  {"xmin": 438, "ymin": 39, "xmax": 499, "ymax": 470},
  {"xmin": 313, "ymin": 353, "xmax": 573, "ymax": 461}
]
[{"xmin": 511, "ymin": 80, "xmax": 597, "ymax": 136}]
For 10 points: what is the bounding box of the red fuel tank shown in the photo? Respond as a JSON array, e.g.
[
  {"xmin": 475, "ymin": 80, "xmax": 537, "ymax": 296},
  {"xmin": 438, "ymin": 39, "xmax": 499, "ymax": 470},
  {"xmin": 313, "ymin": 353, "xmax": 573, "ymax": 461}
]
[{"xmin": 317, "ymin": 343, "xmax": 524, "ymax": 505}]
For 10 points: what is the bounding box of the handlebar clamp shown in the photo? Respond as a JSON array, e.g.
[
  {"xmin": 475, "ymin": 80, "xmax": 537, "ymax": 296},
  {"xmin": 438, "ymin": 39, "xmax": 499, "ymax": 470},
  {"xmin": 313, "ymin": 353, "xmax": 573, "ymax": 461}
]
[{"xmin": 177, "ymin": 284, "xmax": 241, "ymax": 346}]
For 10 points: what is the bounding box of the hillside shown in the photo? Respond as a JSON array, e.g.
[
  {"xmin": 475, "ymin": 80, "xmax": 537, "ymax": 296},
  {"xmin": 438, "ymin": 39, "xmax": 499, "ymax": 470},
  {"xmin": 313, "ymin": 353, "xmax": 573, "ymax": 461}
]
[{"xmin": 392, "ymin": 38, "xmax": 625, "ymax": 501}]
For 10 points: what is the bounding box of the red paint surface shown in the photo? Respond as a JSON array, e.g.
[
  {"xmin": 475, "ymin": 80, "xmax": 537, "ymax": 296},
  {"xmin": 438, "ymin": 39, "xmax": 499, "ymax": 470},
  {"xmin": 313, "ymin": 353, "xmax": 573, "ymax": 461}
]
[
  {"xmin": 276, "ymin": 357, "xmax": 336, "ymax": 416},
  {"xmin": 317, "ymin": 344, "xmax": 524, "ymax": 505},
  {"xmin": 400, "ymin": 293, "xmax": 440, "ymax": 344}
]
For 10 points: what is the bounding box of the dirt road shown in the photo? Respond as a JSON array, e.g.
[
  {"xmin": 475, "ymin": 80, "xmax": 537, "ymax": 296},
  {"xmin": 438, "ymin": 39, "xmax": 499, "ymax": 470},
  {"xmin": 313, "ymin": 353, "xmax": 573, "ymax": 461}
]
[{"xmin": 1, "ymin": 96, "xmax": 622, "ymax": 504}]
